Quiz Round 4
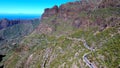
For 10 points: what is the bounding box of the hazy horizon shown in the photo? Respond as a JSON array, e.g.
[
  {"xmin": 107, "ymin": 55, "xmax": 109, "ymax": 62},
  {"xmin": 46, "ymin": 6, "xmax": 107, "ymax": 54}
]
[{"xmin": 0, "ymin": 13, "xmax": 41, "ymax": 20}]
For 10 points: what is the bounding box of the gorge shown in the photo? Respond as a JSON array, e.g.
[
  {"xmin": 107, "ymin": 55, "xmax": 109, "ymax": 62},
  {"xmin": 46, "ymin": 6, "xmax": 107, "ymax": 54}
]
[{"xmin": 0, "ymin": 0, "xmax": 120, "ymax": 68}]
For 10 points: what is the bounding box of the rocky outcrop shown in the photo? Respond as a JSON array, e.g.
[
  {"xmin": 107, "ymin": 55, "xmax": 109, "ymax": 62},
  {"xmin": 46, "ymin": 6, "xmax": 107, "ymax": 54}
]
[
  {"xmin": 35, "ymin": 0, "xmax": 120, "ymax": 35},
  {"xmin": 72, "ymin": 17, "xmax": 91, "ymax": 28},
  {"xmin": 42, "ymin": 5, "xmax": 59, "ymax": 19},
  {"xmin": 41, "ymin": 0, "xmax": 120, "ymax": 20},
  {"xmin": 36, "ymin": 24, "xmax": 52, "ymax": 34},
  {"xmin": 36, "ymin": 1, "xmax": 100, "ymax": 34},
  {"xmin": 41, "ymin": 1, "xmax": 101, "ymax": 19}
]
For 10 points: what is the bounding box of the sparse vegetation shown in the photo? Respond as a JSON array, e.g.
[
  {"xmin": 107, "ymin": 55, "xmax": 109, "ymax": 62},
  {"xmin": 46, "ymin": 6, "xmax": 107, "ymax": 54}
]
[{"xmin": 1, "ymin": 0, "xmax": 120, "ymax": 68}]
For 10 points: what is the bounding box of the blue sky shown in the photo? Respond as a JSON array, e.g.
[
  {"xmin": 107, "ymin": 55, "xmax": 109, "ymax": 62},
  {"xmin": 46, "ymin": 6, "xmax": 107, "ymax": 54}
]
[{"xmin": 0, "ymin": 0, "xmax": 74, "ymax": 14}]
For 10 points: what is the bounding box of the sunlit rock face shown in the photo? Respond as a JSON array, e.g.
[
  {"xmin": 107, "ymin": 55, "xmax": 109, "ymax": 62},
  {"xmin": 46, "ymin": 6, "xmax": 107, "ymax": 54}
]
[
  {"xmin": 42, "ymin": 5, "xmax": 59, "ymax": 19},
  {"xmin": 35, "ymin": 0, "xmax": 120, "ymax": 35}
]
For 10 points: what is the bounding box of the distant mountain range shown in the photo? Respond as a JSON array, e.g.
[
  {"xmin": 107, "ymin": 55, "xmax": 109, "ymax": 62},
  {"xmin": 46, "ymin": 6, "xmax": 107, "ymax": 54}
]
[{"xmin": 0, "ymin": 18, "xmax": 40, "ymax": 54}]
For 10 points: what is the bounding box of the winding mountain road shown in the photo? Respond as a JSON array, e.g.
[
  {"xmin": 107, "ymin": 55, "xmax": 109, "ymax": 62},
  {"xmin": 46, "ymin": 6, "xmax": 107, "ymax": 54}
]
[
  {"xmin": 83, "ymin": 53, "xmax": 94, "ymax": 68},
  {"xmin": 66, "ymin": 37, "xmax": 96, "ymax": 68}
]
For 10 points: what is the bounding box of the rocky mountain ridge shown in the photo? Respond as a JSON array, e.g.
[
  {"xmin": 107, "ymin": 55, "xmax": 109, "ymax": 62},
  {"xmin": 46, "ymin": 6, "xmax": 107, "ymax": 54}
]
[
  {"xmin": 35, "ymin": 0, "xmax": 120, "ymax": 35},
  {"xmin": 0, "ymin": 18, "xmax": 39, "ymax": 30},
  {"xmin": 41, "ymin": 0, "xmax": 120, "ymax": 19}
]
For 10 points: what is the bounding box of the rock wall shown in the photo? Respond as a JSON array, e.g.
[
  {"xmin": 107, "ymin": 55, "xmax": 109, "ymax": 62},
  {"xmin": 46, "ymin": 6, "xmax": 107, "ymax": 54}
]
[
  {"xmin": 35, "ymin": 0, "xmax": 120, "ymax": 34},
  {"xmin": 41, "ymin": 1, "xmax": 100, "ymax": 19}
]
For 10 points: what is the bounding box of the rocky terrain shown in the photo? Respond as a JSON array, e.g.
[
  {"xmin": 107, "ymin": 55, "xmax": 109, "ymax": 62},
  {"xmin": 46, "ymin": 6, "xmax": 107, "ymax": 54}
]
[
  {"xmin": 0, "ymin": 0, "xmax": 120, "ymax": 68},
  {"xmin": 35, "ymin": 0, "xmax": 120, "ymax": 35}
]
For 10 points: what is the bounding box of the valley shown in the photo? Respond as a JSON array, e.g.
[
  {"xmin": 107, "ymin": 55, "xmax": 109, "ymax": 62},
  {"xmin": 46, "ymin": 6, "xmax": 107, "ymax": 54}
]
[{"xmin": 0, "ymin": 0, "xmax": 120, "ymax": 68}]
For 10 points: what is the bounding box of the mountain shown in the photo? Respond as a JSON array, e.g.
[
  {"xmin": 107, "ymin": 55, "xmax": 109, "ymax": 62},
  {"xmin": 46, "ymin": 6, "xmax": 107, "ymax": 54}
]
[
  {"xmin": 35, "ymin": 0, "xmax": 120, "ymax": 35},
  {"xmin": 0, "ymin": 0, "xmax": 120, "ymax": 68},
  {"xmin": 0, "ymin": 18, "xmax": 40, "ymax": 55}
]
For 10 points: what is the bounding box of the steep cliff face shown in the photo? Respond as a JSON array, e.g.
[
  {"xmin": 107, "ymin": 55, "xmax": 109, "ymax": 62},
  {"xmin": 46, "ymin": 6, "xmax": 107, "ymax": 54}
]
[
  {"xmin": 35, "ymin": 0, "xmax": 120, "ymax": 35},
  {"xmin": 42, "ymin": 5, "xmax": 59, "ymax": 19},
  {"xmin": 41, "ymin": 1, "xmax": 97, "ymax": 19}
]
